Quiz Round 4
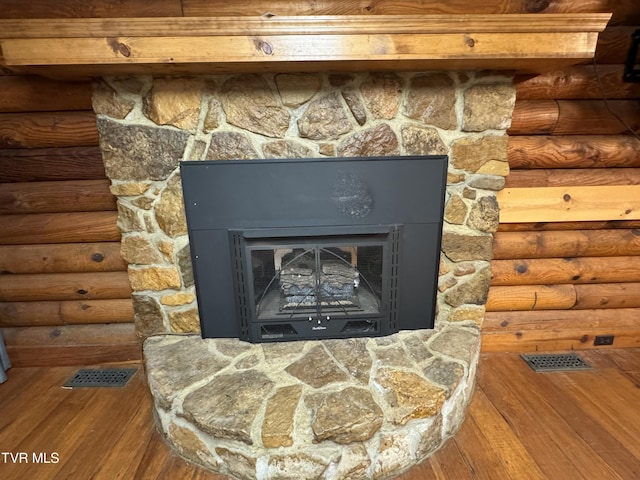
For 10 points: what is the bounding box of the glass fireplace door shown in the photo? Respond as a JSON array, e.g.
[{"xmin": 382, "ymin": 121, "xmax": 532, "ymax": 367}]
[{"xmin": 231, "ymin": 227, "xmax": 400, "ymax": 342}]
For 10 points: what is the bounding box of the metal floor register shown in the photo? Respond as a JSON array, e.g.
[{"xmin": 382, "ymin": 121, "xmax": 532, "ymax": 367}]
[
  {"xmin": 521, "ymin": 353, "xmax": 592, "ymax": 372},
  {"xmin": 63, "ymin": 368, "xmax": 137, "ymax": 388}
]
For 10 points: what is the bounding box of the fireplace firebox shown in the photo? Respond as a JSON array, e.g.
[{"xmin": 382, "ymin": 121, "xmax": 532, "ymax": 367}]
[{"xmin": 181, "ymin": 156, "xmax": 447, "ymax": 342}]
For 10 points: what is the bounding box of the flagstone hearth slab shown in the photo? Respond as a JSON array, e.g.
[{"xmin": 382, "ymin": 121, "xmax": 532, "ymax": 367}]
[{"xmin": 144, "ymin": 323, "xmax": 480, "ymax": 480}]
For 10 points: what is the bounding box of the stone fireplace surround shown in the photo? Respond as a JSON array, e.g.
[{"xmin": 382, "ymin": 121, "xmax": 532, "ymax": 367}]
[{"xmin": 92, "ymin": 71, "xmax": 513, "ymax": 479}]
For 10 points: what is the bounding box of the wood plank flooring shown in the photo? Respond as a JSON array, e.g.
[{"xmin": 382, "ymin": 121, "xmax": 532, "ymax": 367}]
[{"xmin": 0, "ymin": 349, "xmax": 639, "ymax": 479}]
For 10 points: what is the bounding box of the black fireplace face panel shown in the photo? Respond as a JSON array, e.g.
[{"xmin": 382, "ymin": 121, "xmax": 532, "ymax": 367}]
[{"xmin": 180, "ymin": 156, "xmax": 447, "ymax": 342}]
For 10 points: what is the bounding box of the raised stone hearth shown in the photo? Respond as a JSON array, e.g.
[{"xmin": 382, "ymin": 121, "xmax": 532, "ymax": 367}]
[
  {"xmin": 145, "ymin": 324, "xmax": 479, "ymax": 479},
  {"xmin": 93, "ymin": 71, "xmax": 514, "ymax": 479}
]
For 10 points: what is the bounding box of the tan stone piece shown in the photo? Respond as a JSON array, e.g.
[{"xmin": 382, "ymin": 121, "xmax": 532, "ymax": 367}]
[
  {"xmin": 145, "ymin": 77, "xmax": 204, "ymax": 131},
  {"xmin": 128, "ymin": 266, "xmax": 182, "ymax": 291},
  {"xmin": 375, "ymin": 369, "xmax": 445, "ymax": 425},
  {"xmin": 261, "ymin": 384, "xmax": 303, "ymax": 448}
]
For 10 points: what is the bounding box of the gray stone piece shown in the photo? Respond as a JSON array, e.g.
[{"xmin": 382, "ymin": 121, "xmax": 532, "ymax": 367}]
[
  {"xmin": 132, "ymin": 293, "xmax": 165, "ymax": 338},
  {"xmin": 181, "ymin": 370, "xmax": 274, "ymax": 445},
  {"xmin": 308, "ymin": 387, "xmax": 384, "ymax": 444},
  {"xmin": 322, "ymin": 338, "xmax": 372, "ymax": 384},
  {"xmin": 144, "ymin": 336, "xmax": 229, "ymax": 409},
  {"xmin": 401, "ymin": 125, "xmax": 447, "ymax": 156},
  {"xmin": 444, "ymin": 266, "xmax": 492, "ymax": 308},
  {"xmin": 337, "ymin": 123, "xmax": 399, "ymax": 157},
  {"xmin": 206, "ymin": 131, "xmax": 259, "ymax": 160},
  {"xmin": 97, "ymin": 118, "xmax": 189, "ymax": 181},
  {"xmin": 298, "ymin": 91, "xmax": 354, "ymax": 140},
  {"xmin": 463, "ymin": 83, "xmax": 516, "ymax": 132},
  {"xmin": 263, "ymin": 139, "xmax": 314, "ymax": 159},
  {"xmin": 92, "ymin": 80, "xmax": 135, "ymax": 119},
  {"xmin": 155, "ymin": 173, "xmax": 188, "ymax": 237},
  {"xmin": 220, "ymin": 74, "xmax": 290, "ymax": 138},
  {"xmin": 423, "ymin": 357, "xmax": 465, "ymax": 395},
  {"xmin": 360, "ymin": 73, "xmax": 403, "ymax": 120},
  {"xmin": 404, "ymin": 73, "xmax": 457, "ymax": 130},
  {"xmin": 441, "ymin": 231, "xmax": 494, "ymax": 262},
  {"xmin": 429, "ymin": 326, "xmax": 480, "ymax": 365},
  {"xmin": 285, "ymin": 345, "xmax": 350, "ymax": 388},
  {"xmin": 176, "ymin": 244, "xmax": 194, "ymax": 288},
  {"xmin": 341, "ymin": 88, "xmax": 367, "ymax": 126}
]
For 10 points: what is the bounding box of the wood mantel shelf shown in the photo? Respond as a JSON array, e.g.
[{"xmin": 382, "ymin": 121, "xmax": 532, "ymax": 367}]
[{"xmin": 0, "ymin": 14, "xmax": 612, "ymax": 78}]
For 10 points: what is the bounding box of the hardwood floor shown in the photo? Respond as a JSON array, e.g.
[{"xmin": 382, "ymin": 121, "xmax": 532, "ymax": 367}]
[{"xmin": 1, "ymin": 349, "xmax": 639, "ymax": 479}]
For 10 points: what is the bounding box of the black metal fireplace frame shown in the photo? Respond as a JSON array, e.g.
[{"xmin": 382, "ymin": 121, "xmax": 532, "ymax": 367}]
[{"xmin": 180, "ymin": 155, "xmax": 447, "ymax": 342}]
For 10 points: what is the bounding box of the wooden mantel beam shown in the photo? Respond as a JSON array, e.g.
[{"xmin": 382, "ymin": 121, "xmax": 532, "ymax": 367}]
[{"xmin": 0, "ymin": 14, "xmax": 612, "ymax": 78}]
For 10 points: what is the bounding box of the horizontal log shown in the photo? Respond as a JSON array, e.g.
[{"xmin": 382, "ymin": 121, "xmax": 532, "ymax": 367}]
[
  {"xmin": 0, "ymin": 271, "xmax": 132, "ymax": 301},
  {"xmin": 0, "ymin": 0, "xmax": 182, "ymax": 18},
  {"xmin": 0, "ymin": 299, "xmax": 134, "ymax": 327},
  {"xmin": 491, "ymin": 256, "xmax": 640, "ymax": 286},
  {"xmin": 0, "ymin": 211, "xmax": 120, "ymax": 244},
  {"xmin": 497, "ymin": 220, "xmax": 640, "ymax": 231},
  {"xmin": 497, "ymin": 185, "xmax": 640, "ymax": 223},
  {"xmin": 575, "ymin": 282, "xmax": 640, "ymax": 309},
  {"xmin": 493, "ymin": 229, "xmax": 640, "ymax": 259},
  {"xmin": 515, "ymin": 65, "xmax": 640, "ymax": 100},
  {"xmin": 3, "ymin": 0, "xmax": 618, "ymax": 23},
  {"xmin": 0, "ymin": 111, "xmax": 99, "ymax": 148},
  {"xmin": 0, "ymin": 146, "xmax": 106, "ymax": 182},
  {"xmin": 487, "ymin": 282, "xmax": 640, "ymax": 311},
  {"xmin": 0, "ymin": 76, "xmax": 92, "ymax": 112},
  {"xmin": 0, "ymin": 179, "xmax": 116, "ymax": 214},
  {"xmin": 504, "ymin": 168, "xmax": 640, "ymax": 188},
  {"xmin": 481, "ymin": 327, "xmax": 640, "ymax": 352},
  {"xmin": 595, "ymin": 26, "xmax": 639, "ymax": 64},
  {"xmin": 509, "ymin": 100, "xmax": 640, "ymax": 136},
  {"xmin": 483, "ymin": 308, "xmax": 640, "ymax": 332},
  {"xmin": 181, "ymin": 0, "xmax": 635, "ymax": 22},
  {"xmin": 508, "ymin": 135, "xmax": 640, "ymax": 169},
  {"xmin": 486, "ymin": 284, "xmax": 577, "ymax": 311},
  {"xmin": 1, "ymin": 323, "xmax": 141, "ymax": 367},
  {"xmin": 0, "ymin": 242, "xmax": 126, "ymax": 274}
]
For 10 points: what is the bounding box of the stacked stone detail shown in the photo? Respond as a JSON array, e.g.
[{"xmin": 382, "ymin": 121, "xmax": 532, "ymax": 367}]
[
  {"xmin": 92, "ymin": 71, "xmax": 514, "ymax": 479},
  {"xmin": 92, "ymin": 71, "xmax": 514, "ymax": 336},
  {"xmin": 145, "ymin": 325, "xmax": 480, "ymax": 479}
]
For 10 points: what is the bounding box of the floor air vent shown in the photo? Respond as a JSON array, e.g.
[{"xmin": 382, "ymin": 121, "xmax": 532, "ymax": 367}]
[
  {"xmin": 63, "ymin": 368, "xmax": 137, "ymax": 388},
  {"xmin": 521, "ymin": 353, "xmax": 592, "ymax": 372}
]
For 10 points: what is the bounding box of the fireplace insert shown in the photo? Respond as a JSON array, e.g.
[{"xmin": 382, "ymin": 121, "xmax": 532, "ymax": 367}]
[{"xmin": 181, "ymin": 156, "xmax": 447, "ymax": 342}]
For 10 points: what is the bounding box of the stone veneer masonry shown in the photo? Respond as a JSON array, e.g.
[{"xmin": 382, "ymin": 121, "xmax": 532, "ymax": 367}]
[{"xmin": 92, "ymin": 71, "xmax": 514, "ymax": 479}]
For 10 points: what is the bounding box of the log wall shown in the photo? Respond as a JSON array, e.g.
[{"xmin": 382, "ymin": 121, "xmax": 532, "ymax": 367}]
[
  {"xmin": 1, "ymin": 0, "xmax": 638, "ymax": 360},
  {"xmin": 0, "ymin": 69, "xmax": 138, "ymax": 366},
  {"xmin": 487, "ymin": 1, "xmax": 640, "ymax": 352}
]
